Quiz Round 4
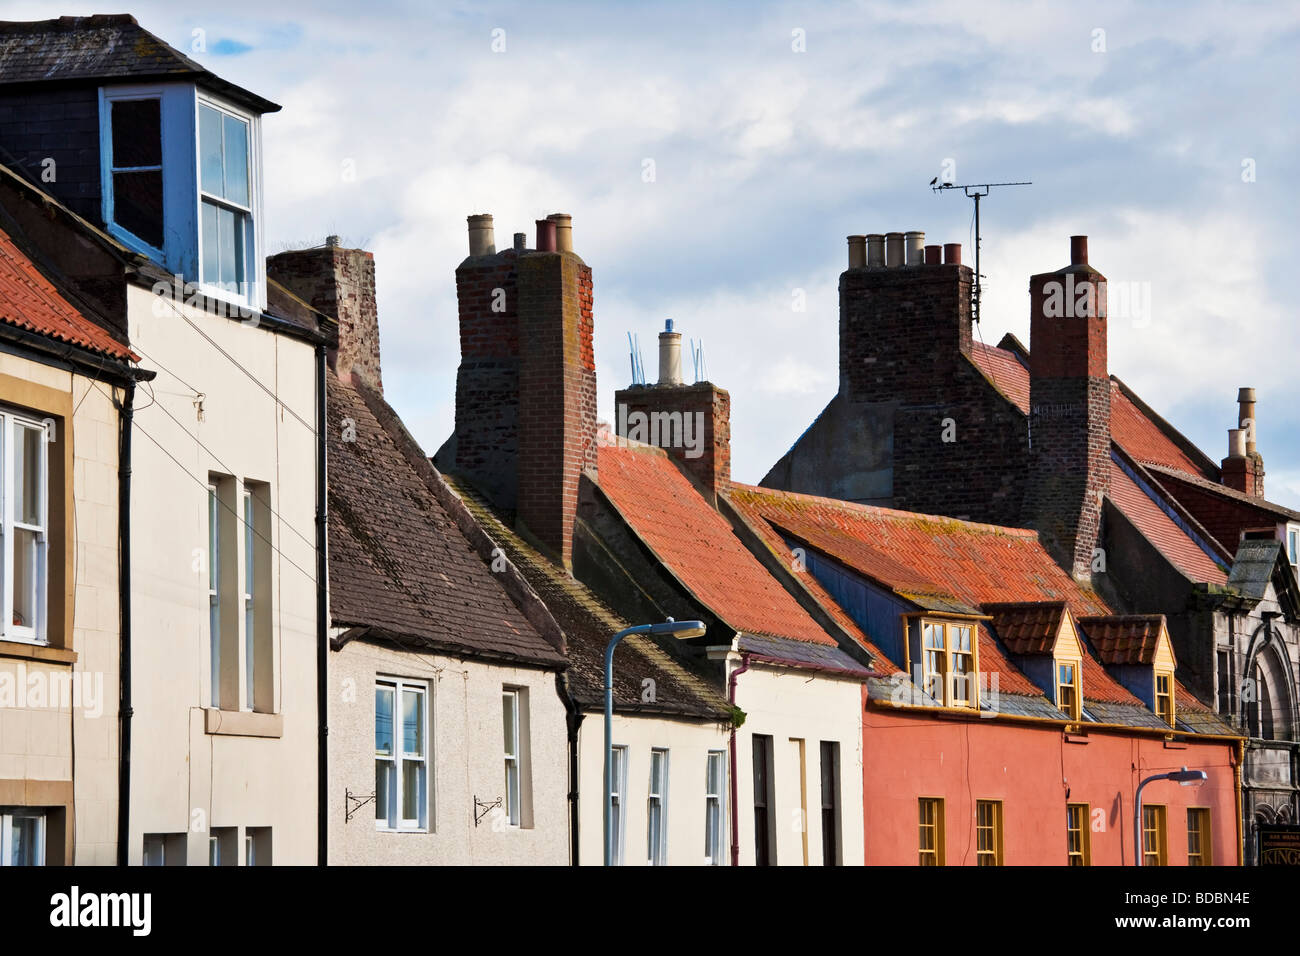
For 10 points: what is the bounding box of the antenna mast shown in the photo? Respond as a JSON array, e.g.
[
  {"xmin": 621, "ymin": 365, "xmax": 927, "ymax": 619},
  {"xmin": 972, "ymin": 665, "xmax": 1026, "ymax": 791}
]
[{"xmin": 931, "ymin": 180, "xmax": 1031, "ymax": 325}]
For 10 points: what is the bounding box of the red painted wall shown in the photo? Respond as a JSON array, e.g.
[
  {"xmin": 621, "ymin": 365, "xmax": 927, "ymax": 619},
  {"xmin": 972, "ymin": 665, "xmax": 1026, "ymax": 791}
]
[{"xmin": 863, "ymin": 689, "xmax": 1240, "ymax": 866}]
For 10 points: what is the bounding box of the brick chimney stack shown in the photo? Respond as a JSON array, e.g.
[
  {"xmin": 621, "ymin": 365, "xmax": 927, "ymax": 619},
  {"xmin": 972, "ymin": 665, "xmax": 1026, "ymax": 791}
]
[
  {"xmin": 1023, "ymin": 235, "xmax": 1111, "ymax": 579},
  {"xmin": 268, "ymin": 236, "xmax": 381, "ymax": 391},
  {"xmin": 443, "ymin": 212, "xmax": 596, "ymax": 568},
  {"xmin": 839, "ymin": 229, "xmax": 972, "ymax": 403},
  {"xmin": 1221, "ymin": 387, "xmax": 1265, "ymax": 496},
  {"xmin": 614, "ymin": 320, "xmax": 731, "ymax": 500}
]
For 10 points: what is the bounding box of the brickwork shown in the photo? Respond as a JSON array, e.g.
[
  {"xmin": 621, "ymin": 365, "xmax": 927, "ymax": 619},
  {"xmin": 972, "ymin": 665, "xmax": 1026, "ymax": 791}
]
[
  {"xmin": 1221, "ymin": 453, "xmax": 1265, "ymax": 498},
  {"xmin": 1023, "ymin": 263, "xmax": 1111, "ymax": 577},
  {"xmin": 267, "ymin": 244, "xmax": 381, "ymax": 390},
  {"xmin": 614, "ymin": 381, "xmax": 731, "ymax": 498}
]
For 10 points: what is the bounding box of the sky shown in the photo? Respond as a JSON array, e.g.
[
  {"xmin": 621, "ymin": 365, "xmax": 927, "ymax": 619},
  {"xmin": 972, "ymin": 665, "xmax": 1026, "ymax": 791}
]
[{"xmin": 12, "ymin": 0, "xmax": 1300, "ymax": 497}]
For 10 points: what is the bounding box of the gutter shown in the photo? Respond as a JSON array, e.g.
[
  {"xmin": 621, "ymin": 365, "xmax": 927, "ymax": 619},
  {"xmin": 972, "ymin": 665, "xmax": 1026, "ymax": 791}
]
[
  {"xmin": 728, "ymin": 652, "xmax": 751, "ymax": 866},
  {"xmin": 115, "ymin": 381, "xmax": 135, "ymax": 866},
  {"xmin": 315, "ymin": 343, "xmax": 329, "ymax": 866}
]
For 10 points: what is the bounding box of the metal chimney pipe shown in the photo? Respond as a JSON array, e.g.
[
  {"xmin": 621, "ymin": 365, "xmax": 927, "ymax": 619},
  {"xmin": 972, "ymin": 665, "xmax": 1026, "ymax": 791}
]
[
  {"xmin": 467, "ymin": 214, "xmax": 495, "ymax": 256},
  {"xmin": 535, "ymin": 218, "xmax": 557, "ymax": 252},
  {"xmin": 847, "ymin": 235, "xmax": 867, "ymax": 268},
  {"xmin": 548, "ymin": 213, "xmax": 573, "ymax": 252},
  {"xmin": 1238, "ymin": 387, "xmax": 1257, "ymax": 454},
  {"xmin": 658, "ymin": 319, "xmax": 682, "ymax": 386},
  {"xmin": 885, "ymin": 232, "xmax": 905, "ymax": 268},
  {"xmin": 866, "ymin": 234, "xmax": 885, "ymax": 267},
  {"xmin": 943, "ymin": 243, "xmax": 962, "ymax": 265},
  {"xmin": 905, "ymin": 231, "xmax": 925, "ymax": 265}
]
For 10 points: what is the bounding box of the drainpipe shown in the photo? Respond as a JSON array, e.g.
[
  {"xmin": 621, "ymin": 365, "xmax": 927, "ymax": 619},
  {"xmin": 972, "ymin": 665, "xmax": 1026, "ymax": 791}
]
[
  {"xmin": 115, "ymin": 381, "xmax": 135, "ymax": 867},
  {"xmin": 315, "ymin": 343, "xmax": 329, "ymax": 866},
  {"xmin": 728, "ymin": 653, "xmax": 751, "ymax": 866},
  {"xmin": 556, "ymin": 672, "xmax": 584, "ymax": 866}
]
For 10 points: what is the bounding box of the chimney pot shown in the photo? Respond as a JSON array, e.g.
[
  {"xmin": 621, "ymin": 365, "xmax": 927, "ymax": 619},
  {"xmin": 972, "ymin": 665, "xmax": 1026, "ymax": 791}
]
[
  {"xmin": 847, "ymin": 235, "xmax": 867, "ymax": 268},
  {"xmin": 1237, "ymin": 386, "xmax": 1258, "ymax": 455},
  {"xmin": 1228, "ymin": 428, "xmax": 1247, "ymax": 459},
  {"xmin": 943, "ymin": 243, "xmax": 961, "ymax": 265},
  {"xmin": 885, "ymin": 232, "xmax": 905, "ymax": 268},
  {"xmin": 467, "ymin": 214, "xmax": 495, "ymax": 256},
  {"xmin": 1070, "ymin": 235, "xmax": 1088, "ymax": 266},
  {"xmin": 658, "ymin": 321, "xmax": 683, "ymax": 386},
  {"xmin": 325, "ymin": 234, "xmax": 341, "ymax": 248},
  {"xmin": 548, "ymin": 213, "xmax": 573, "ymax": 252},
  {"xmin": 924, "ymin": 244, "xmax": 942, "ymax": 265},
  {"xmin": 514, "ymin": 232, "xmax": 526, "ymax": 253},
  {"xmin": 535, "ymin": 218, "xmax": 557, "ymax": 252},
  {"xmin": 905, "ymin": 231, "xmax": 925, "ymax": 265},
  {"xmin": 866, "ymin": 234, "xmax": 885, "ymax": 267}
]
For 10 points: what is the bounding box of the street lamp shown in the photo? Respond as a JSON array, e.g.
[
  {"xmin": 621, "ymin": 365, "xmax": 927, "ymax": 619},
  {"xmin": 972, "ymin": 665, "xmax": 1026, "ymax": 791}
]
[
  {"xmin": 1133, "ymin": 767, "xmax": 1207, "ymax": 866},
  {"xmin": 604, "ymin": 617, "xmax": 707, "ymax": 866}
]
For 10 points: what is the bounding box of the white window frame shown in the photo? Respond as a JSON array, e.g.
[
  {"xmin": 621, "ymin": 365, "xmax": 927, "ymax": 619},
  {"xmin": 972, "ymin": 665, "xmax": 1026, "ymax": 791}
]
[
  {"xmin": 0, "ymin": 809, "xmax": 46, "ymax": 866},
  {"xmin": 1, "ymin": 409, "xmax": 51, "ymax": 646},
  {"xmin": 610, "ymin": 745, "xmax": 628, "ymax": 866},
  {"xmin": 647, "ymin": 748, "xmax": 669, "ymax": 865},
  {"xmin": 503, "ymin": 689, "xmax": 521, "ymax": 827},
  {"xmin": 375, "ymin": 678, "xmax": 429, "ymax": 832},
  {"xmin": 195, "ymin": 93, "xmax": 261, "ymax": 308},
  {"xmin": 99, "ymin": 87, "xmax": 166, "ymax": 259},
  {"xmin": 207, "ymin": 483, "xmax": 221, "ymax": 707},
  {"xmin": 705, "ymin": 750, "xmax": 726, "ymax": 865}
]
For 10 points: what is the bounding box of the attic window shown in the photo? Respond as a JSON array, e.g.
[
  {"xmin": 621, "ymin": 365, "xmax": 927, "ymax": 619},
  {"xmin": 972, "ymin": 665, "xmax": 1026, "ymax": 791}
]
[
  {"xmin": 1155, "ymin": 671, "xmax": 1175, "ymax": 727},
  {"xmin": 1056, "ymin": 661, "xmax": 1081, "ymax": 721},
  {"xmin": 107, "ymin": 97, "xmax": 163, "ymax": 250},
  {"xmin": 198, "ymin": 101, "xmax": 253, "ymax": 293},
  {"xmin": 919, "ymin": 620, "xmax": 979, "ymax": 709}
]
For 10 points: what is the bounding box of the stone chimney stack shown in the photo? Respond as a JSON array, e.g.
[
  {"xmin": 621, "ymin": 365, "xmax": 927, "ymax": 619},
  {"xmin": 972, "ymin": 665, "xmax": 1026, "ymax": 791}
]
[
  {"xmin": 441, "ymin": 212, "xmax": 596, "ymax": 568},
  {"xmin": 267, "ymin": 236, "xmax": 381, "ymax": 392},
  {"xmin": 615, "ymin": 320, "xmax": 731, "ymax": 500},
  {"xmin": 1023, "ymin": 235, "xmax": 1111, "ymax": 579}
]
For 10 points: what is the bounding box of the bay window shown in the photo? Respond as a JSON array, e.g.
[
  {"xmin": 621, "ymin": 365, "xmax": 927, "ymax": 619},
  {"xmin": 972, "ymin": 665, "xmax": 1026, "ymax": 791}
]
[
  {"xmin": 199, "ymin": 100, "xmax": 253, "ymax": 295},
  {"xmin": 917, "ymin": 619, "xmax": 980, "ymax": 709}
]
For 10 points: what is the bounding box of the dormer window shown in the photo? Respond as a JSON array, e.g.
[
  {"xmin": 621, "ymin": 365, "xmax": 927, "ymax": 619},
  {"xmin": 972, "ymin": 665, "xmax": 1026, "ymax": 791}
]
[
  {"xmin": 99, "ymin": 84, "xmax": 266, "ymax": 311},
  {"xmin": 1057, "ymin": 661, "xmax": 1080, "ymax": 721},
  {"xmin": 199, "ymin": 100, "xmax": 253, "ymax": 294},
  {"xmin": 917, "ymin": 619, "xmax": 979, "ymax": 709},
  {"xmin": 1155, "ymin": 671, "xmax": 1175, "ymax": 726}
]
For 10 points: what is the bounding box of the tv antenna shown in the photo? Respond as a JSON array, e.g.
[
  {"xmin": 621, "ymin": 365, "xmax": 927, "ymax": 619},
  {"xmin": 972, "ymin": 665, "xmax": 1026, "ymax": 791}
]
[
  {"xmin": 931, "ymin": 179, "xmax": 1031, "ymax": 325},
  {"xmin": 627, "ymin": 331, "xmax": 646, "ymax": 385}
]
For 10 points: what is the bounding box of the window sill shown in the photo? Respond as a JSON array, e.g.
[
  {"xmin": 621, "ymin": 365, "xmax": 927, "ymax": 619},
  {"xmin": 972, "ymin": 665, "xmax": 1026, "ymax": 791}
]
[
  {"xmin": 0, "ymin": 640, "xmax": 76, "ymax": 665},
  {"xmin": 202, "ymin": 708, "xmax": 282, "ymax": 738},
  {"xmin": 376, "ymin": 826, "xmax": 430, "ymax": 835}
]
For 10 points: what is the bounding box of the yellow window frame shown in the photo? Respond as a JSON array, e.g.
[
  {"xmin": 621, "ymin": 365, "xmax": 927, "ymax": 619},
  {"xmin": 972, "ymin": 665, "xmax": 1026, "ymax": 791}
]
[
  {"xmin": 919, "ymin": 619, "xmax": 981, "ymax": 710},
  {"xmin": 1186, "ymin": 807, "xmax": 1212, "ymax": 866},
  {"xmin": 1057, "ymin": 659, "xmax": 1082, "ymax": 721},
  {"xmin": 918, "ymin": 797, "xmax": 945, "ymax": 866},
  {"xmin": 1142, "ymin": 804, "xmax": 1168, "ymax": 866},
  {"xmin": 975, "ymin": 800, "xmax": 1003, "ymax": 866},
  {"xmin": 1066, "ymin": 802, "xmax": 1090, "ymax": 866},
  {"xmin": 1155, "ymin": 670, "xmax": 1175, "ymax": 727}
]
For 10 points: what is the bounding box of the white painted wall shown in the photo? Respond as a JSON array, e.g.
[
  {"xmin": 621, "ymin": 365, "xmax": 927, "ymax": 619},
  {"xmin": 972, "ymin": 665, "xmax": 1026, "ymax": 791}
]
[
  {"xmin": 328, "ymin": 639, "xmax": 568, "ymax": 865},
  {"xmin": 125, "ymin": 282, "xmax": 318, "ymax": 864}
]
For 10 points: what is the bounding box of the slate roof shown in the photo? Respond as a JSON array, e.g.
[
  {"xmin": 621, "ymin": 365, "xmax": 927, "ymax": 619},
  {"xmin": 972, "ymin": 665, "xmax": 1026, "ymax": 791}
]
[
  {"xmin": 0, "ymin": 15, "xmax": 280, "ymax": 113},
  {"xmin": 737, "ymin": 633, "xmax": 874, "ymax": 677},
  {"xmin": 596, "ymin": 441, "xmax": 850, "ymax": 648},
  {"xmin": 327, "ymin": 371, "xmax": 563, "ymax": 668},
  {"xmin": 442, "ymin": 472, "xmax": 729, "ymax": 720},
  {"xmin": 0, "ymin": 219, "xmax": 134, "ymax": 360},
  {"xmin": 1077, "ymin": 615, "xmax": 1167, "ymax": 666},
  {"xmin": 1107, "ymin": 456, "xmax": 1229, "ymax": 584},
  {"xmin": 983, "ymin": 601, "xmax": 1067, "ymax": 656}
]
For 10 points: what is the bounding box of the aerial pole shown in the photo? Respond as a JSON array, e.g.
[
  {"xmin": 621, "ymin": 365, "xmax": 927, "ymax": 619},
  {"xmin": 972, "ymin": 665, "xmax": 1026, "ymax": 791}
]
[{"xmin": 931, "ymin": 180, "xmax": 1031, "ymax": 325}]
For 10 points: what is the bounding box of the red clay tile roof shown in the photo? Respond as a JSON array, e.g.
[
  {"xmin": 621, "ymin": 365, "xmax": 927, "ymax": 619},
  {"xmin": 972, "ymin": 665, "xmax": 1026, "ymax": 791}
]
[
  {"xmin": 1110, "ymin": 382, "xmax": 1214, "ymax": 479},
  {"xmin": 970, "ymin": 341, "xmax": 1219, "ymax": 483},
  {"xmin": 596, "ymin": 442, "xmax": 844, "ymax": 647},
  {"xmin": 1077, "ymin": 615, "xmax": 1166, "ymax": 665},
  {"xmin": 983, "ymin": 601, "xmax": 1067, "ymax": 655},
  {"xmin": 1107, "ymin": 459, "xmax": 1229, "ymax": 585},
  {"xmin": 327, "ymin": 372, "xmax": 563, "ymax": 667},
  {"xmin": 971, "ymin": 340, "xmax": 1030, "ymax": 412},
  {"xmin": 726, "ymin": 484, "xmax": 1139, "ymax": 701},
  {"xmin": 0, "ymin": 224, "xmax": 135, "ymax": 361}
]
